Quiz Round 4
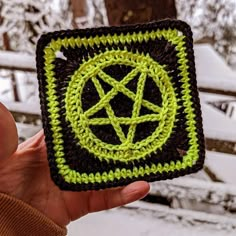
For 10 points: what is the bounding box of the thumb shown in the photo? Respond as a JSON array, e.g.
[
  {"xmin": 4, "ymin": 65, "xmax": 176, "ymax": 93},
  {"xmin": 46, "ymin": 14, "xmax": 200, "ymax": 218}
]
[{"xmin": 0, "ymin": 102, "xmax": 18, "ymax": 160}]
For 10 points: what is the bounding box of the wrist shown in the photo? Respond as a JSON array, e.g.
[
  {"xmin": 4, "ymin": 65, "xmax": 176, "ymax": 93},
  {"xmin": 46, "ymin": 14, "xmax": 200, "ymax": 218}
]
[{"xmin": 0, "ymin": 193, "xmax": 67, "ymax": 236}]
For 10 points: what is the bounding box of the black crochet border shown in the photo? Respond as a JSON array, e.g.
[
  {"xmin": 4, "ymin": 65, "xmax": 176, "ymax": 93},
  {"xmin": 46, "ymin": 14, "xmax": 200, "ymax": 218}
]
[{"xmin": 36, "ymin": 19, "xmax": 205, "ymax": 191}]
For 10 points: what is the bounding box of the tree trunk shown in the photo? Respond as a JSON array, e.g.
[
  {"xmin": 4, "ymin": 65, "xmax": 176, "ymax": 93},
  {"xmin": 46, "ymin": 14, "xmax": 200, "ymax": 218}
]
[
  {"xmin": 104, "ymin": 0, "xmax": 176, "ymax": 26},
  {"xmin": 70, "ymin": 0, "xmax": 88, "ymax": 28}
]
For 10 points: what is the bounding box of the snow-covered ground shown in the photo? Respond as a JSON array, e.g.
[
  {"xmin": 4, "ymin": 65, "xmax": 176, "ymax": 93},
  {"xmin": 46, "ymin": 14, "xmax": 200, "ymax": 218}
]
[{"xmin": 68, "ymin": 204, "xmax": 236, "ymax": 236}]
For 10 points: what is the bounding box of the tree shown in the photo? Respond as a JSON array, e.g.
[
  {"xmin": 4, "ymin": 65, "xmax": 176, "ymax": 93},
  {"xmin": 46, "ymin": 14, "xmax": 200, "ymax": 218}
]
[
  {"xmin": 176, "ymin": 0, "xmax": 236, "ymax": 65},
  {"xmin": 0, "ymin": 0, "xmax": 72, "ymax": 54},
  {"xmin": 104, "ymin": 0, "xmax": 176, "ymax": 25}
]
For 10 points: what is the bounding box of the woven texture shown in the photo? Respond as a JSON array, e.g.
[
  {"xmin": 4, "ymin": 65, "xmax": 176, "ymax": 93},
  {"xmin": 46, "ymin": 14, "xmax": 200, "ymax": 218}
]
[{"xmin": 36, "ymin": 20, "xmax": 205, "ymax": 191}]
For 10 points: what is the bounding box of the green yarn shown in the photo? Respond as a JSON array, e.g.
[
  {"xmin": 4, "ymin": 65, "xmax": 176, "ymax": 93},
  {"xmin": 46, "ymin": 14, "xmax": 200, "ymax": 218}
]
[
  {"xmin": 66, "ymin": 50, "xmax": 177, "ymax": 161},
  {"xmin": 43, "ymin": 28, "xmax": 199, "ymax": 184}
]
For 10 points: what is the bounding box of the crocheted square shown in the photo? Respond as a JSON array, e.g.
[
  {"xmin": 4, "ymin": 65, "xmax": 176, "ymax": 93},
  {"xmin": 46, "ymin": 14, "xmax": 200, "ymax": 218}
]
[{"xmin": 36, "ymin": 20, "xmax": 205, "ymax": 191}]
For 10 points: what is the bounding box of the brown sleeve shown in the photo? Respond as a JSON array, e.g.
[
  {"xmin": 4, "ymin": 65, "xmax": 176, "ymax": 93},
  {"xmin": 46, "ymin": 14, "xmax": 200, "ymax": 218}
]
[{"xmin": 0, "ymin": 193, "xmax": 67, "ymax": 236}]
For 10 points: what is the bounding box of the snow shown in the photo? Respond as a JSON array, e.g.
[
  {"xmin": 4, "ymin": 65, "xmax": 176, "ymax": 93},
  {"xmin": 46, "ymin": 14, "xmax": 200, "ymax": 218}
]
[
  {"xmin": 149, "ymin": 149, "xmax": 236, "ymax": 207},
  {"xmin": 0, "ymin": 0, "xmax": 72, "ymax": 54},
  {"xmin": 199, "ymin": 91, "xmax": 236, "ymax": 120},
  {"xmin": 195, "ymin": 44, "xmax": 234, "ymax": 78},
  {"xmin": 128, "ymin": 201, "xmax": 236, "ymax": 229},
  {"xmin": 2, "ymin": 101, "xmax": 40, "ymax": 115},
  {"xmin": 152, "ymin": 176, "xmax": 236, "ymax": 197},
  {"xmin": 16, "ymin": 122, "xmax": 41, "ymax": 141},
  {"xmin": 198, "ymin": 75, "xmax": 236, "ymax": 93},
  {"xmin": 0, "ymin": 50, "xmax": 35, "ymax": 71},
  {"xmin": 201, "ymin": 103, "xmax": 236, "ymax": 141},
  {"xmin": 205, "ymin": 151, "xmax": 236, "ymax": 184},
  {"xmin": 0, "ymin": 77, "xmax": 14, "ymax": 100},
  {"xmin": 195, "ymin": 44, "xmax": 236, "ymax": 140},
  {"xmin": 177, "ymin": 0, "xmax": 236, "ymax": 65},
  {"xmin": 227, "ymin": 102, "xmax": 236, "ymax": 120},
  {"xmin": 195, "ymin": 44, "xmax": 236, "ymax": 92},
  {"xmin": 15, "ymin": 71, "xmax": 39, "ymax": 103},
  {"xmin": 68, "ymin": 202, "xmax": 236, "ymax": 236},
  {"xmin": 199, "ymin": 92, "xmax": 236, "ymax": 103},
  {"xmin": 75, "ymin": 0, "xmax": 109, "ymax": 28}
]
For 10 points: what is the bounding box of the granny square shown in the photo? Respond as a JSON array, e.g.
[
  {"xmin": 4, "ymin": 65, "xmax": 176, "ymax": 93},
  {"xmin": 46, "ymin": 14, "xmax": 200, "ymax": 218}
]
[{"xmin": 36, "ymin": 20, "xmax": 205, "ymax": 191}]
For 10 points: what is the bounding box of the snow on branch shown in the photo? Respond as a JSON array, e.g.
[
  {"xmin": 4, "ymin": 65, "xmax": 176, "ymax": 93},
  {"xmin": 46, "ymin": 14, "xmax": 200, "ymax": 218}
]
[
  {"xmin": 0, "ymin": 0, "xmax": 72, "ymax": 54},
  {"xmin": 176, "ymin": 0, "xmax": 236, "ymax": 65}
]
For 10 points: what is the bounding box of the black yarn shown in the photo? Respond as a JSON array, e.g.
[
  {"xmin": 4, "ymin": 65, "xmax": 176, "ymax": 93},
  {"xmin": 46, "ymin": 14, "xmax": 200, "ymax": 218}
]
[{"xmin": 36, "ymin": 20, "xmax": 205, "ymax": 191}]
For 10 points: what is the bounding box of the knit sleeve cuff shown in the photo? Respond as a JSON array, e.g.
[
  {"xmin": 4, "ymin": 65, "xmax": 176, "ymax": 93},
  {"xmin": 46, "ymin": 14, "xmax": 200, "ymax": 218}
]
[{"xmin": 0, "ymin": 193, "xmax": 67, "ymax": 236}]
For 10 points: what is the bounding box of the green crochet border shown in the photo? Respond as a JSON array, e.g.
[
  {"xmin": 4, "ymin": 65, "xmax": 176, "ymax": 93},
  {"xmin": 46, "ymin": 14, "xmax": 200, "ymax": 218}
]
[{"xmin": 43, "ymin": 28, "xmax": 199, "ymax": 184}]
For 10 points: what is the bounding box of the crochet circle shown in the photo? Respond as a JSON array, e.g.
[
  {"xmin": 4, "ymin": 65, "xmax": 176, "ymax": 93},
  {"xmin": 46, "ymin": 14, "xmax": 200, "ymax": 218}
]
[
  {"xmin": 65, "ymin": 50, "xmax": 177, "ymax": 162},
  {"xmin": 36, "ymin": 20, "xmax": 206, "ymax": 191}
]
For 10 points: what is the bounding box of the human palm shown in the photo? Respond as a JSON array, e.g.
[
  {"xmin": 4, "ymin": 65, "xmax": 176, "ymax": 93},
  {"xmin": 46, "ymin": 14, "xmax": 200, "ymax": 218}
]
[{"xmin": 0, "ymin": 103, "xmax": 149, "ymax": 227}]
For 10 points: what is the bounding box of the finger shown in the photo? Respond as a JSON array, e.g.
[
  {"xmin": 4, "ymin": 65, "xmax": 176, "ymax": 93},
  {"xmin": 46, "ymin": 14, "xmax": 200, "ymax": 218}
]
[
  {"xmin": 62, "ymin": 181, "xmax": 150, "ymax": 223},
  {"xmin": 18, "ymin": 129, "xmax": 44, "ymax": 151},
  {"xmin": 17, "ymin": 130, "xmax": 47, "ymax": 164},
  {"xmin": 0, "ymin": 102, "xmax": 18, "ymax": 160},
  {"xmin": 87, "ymin": 181, "xmax": 150, "ymax": 213}
]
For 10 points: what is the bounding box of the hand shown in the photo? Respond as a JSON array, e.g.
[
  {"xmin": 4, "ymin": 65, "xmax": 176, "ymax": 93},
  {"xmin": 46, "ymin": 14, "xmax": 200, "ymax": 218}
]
[{"xmin": 0, "ymin": 103, "xmax": 149, "ymax": 227}]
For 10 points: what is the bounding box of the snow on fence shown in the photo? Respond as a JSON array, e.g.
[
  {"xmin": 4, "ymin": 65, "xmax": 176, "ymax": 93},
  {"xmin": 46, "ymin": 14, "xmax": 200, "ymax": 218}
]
[
  {"xmin": 1, "ymin": 44, "xmax": 236, "ymax": 143},
  {"xmin": 195, "ymin": 44, "xmax": 236, "ymax": 95},
  {"xmin": 0, "ymin": 50, "xmax": 35, "ymax": 72},
  {"xmin": 121, "ymin": 201, "xmax": 236, "ymax": 232},
  {"xmin": 16, "ymin": 122, "xmax": 42, "ymax": 142},
  {"xmin": 3, "ymin": 100, "xmax": 40, "ymax": 115},
  {"xmin": 150, "ymin": 174, "xmax": 236, "ymax": 209},
  {"xmin": 1, "ymin": 44, "xmax": 236, "ymax": 91},
  {"xmin": 201, "ymin": 103, "xmax": 236, "ymax": 142}
]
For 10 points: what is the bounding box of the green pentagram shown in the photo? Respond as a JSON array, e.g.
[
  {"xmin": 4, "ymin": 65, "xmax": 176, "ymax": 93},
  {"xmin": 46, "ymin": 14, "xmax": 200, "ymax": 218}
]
[{"xmin": 65, "ymin": 50, "xmax": 177, "ymax": 162}]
